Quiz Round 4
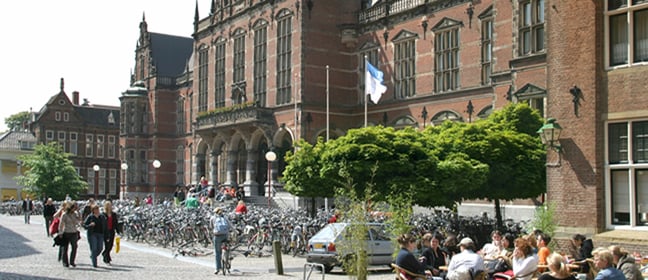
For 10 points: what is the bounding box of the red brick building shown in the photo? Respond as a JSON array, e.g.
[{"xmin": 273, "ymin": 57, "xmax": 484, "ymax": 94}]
[
  {"xmin": 29, "ymin": 79, "xmax": 121, "ymax": 200},
  {"xmin": 126, "ymin": 0, "xmax": 545, "ymax": 201},
  {"xmin": 546, "ymin": 1, "xmax": 648, "ymax": 251}
]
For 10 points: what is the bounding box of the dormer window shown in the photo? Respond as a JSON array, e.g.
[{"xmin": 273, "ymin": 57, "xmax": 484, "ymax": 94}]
[{"xmin": 108, "ymin": 112, "xmax": 115, "ymax": 125}]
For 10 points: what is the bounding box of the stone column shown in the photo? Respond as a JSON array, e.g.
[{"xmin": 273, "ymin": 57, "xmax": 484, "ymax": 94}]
[
  {"xmin": 192, "ymin": 153, "xmax": 203, "ymax": 186},
  {"xmin": 243, "ymin": 149, "xmax": 259, "ymax": 196},
  {"xmin": 223, "ymin": 150, "xmax": 238, "ymax": 187},
  {"xmin": 210, "ymin": 151, "xmax": 220, "ymax": 185}
]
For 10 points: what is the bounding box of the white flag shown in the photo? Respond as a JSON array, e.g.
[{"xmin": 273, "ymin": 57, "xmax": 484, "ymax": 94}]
[{"xmin": 365, "ymin": 61, "xmax": 387, "ymax": 104}]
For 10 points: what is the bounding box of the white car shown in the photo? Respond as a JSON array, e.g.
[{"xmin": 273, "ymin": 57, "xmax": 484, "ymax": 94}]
[{"xmin": 306, "ymin": 222, "xmax": 393, "ymax": 273}]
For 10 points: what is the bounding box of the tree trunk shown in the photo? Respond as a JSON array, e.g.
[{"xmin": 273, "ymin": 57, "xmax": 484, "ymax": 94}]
[{"xmin": 494, "ymin": 198, "xmax": 503, "ymax": 230}]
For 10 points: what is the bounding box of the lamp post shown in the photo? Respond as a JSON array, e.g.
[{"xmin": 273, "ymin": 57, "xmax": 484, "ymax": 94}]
[
  {"xmin": 92, "ymin": 164, "xmax": 100, "ymax": 200},
  {"xmin": 537, "ymin": 118, "xmax": 563, "ymax": 167},
  {"xmin": 120, "ymin": 163, "xmax": 128, "ymax": 201},
  {"xmin": 152, "ymin": 160, "xmax": 161, "ymax": 204},
  {"xmin": 265, "ymin": 151, "xmax": 277, "ymax": 208}
]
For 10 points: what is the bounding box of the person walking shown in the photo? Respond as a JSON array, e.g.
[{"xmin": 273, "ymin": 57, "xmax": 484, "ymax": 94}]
[
  {"xmin": 101, "ymin": 201, "xmax": 121, "ymax": 265},
  {"xmin": 83, "ymin": 205, "xmax": 106, "ymax": 268},
  {"xmin": 43, "ymin": 198, "xmax": 56, "ymax": 237},
  {"xmin": 58, "ymin": 202, "xmax": 80, "ymax": 268},
  {"xmin": 211, "ymin": 207, "xmax": 232, "ymax": 274},
  {"xmin": 22, "ymin": 195, "xmax": 34, "ymax": 224}
]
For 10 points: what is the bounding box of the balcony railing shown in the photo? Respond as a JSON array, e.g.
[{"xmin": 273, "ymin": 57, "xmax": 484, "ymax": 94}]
[
  {"xmin": 196, "ymin": 102, "xmax": 274, "ymax": 130},
  {"xmin": 359, "ymin": 0, "xmax": 426, "ymax": 24}
]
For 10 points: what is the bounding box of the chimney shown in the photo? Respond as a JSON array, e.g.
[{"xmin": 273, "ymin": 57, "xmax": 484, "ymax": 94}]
[{"xmin": 72, "ymin": 91, "xmax": 79, "ymax": 105}]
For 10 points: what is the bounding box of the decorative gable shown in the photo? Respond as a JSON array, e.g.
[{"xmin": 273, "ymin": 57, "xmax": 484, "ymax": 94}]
[
  {"xmin": 514, "ymin": 83, "xmax": 546, "ymax": 99},
  {"xmin": 391, "ymin": 30, "xmax": 418, "ymax": 42},
  {"xmin": 478, "ymin": 5, "xmax": 494, "ymax": 19},
  {"xmin": 359, "ymin": 41, "xmax": 379, "ymax": 51},
  {"xmin": 432, "ymin": 17, "xmax": 463, "ymax": 31}
]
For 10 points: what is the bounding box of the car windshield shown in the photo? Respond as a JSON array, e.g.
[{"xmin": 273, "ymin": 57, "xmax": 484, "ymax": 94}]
[{"xmin": 312, "ymin": 223, "xmax": 346, "ymax": 240}]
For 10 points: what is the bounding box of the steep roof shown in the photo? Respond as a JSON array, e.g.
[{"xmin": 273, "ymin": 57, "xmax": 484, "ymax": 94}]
[
  {"xmin": 75, "ymin": 105, "xmax": 120, "ymax": 127},
  {"xmin": 149, "ymin": 32, "xmax": 193, "ymax": 78},
  {"xmin": 0, "ymin": 130, "xmax": 37, "ymax": 150}
]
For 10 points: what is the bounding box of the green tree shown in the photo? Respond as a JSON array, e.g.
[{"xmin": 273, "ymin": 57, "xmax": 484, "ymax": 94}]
[
  {"xmin": 4, "ymin": 111, "xmax": 30, "ymax": 131},
  {"xmin": 319, "ymin": 126, "xmax": 439, "ymax": 204},
  {"xmin": 424, "ymin": 103, "xmax": 546, "ymax": 228},
  {"xmin": 283, "ymin": 139, "xmax": 335, "ymax": 215},
  {"xmin": 15, "ymin": 142, "xmax": 88, "ymax": 200}
]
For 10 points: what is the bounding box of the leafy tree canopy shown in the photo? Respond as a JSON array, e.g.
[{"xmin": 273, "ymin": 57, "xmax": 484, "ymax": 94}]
[
  {"xmin": 15, "ymin": 142, "xmax": 88, "ymax": 200},
  {"xmin": 4, "ymin": 111, "xmax": 30, "ymax": 131}
]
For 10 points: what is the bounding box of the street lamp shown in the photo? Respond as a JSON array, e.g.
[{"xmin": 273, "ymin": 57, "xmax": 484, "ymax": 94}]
[
  {"xmin": 92, "ymin": 164, "xmax": 100, "ymax": 200},
  {"xmin": 152, "ymin": 159, "xmax": 161, "ymax": 204},
  {"xmin": 265, "ymin": 151, "xmax": 277, "ymax": 208},
  {"xmin": 537, "ymin": 118, "xmax": 563, "ymax": 167},
  {"xmin": 120, "ymin": 162, "xmax": 128, "ymax": 201}
]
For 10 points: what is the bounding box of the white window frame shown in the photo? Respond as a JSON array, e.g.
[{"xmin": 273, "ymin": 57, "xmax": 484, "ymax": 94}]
[
  {"xmin": 604, "ymin": 1, "xmax": 648, "ymax": 69},
  {"xmin": 58, "ymin": 131, "xmax": 66, "ymax": 152},
  {"xmin": 63, "ymin": 112, "xmax": 69, "ymax": 122},
  {"xmin": 70, "ymin": 132, "xmax": 78, "ymax": 155},
  {"xmin": 46, "ymin": 130, "xmax": 54, "ymax": 141},
  {"xmin": 107, "ymin": 135, "xmax": 115, "ymax": 158},
  {"xmin": 96, "ymin": 135, "xmax": 104, "ymax": 158},
  {"xmin": 55, "ymin": 111, "xmax": 61, "ymax": 121},
  {"xmin": 605, "ymin": 118, "xmax": 648, "ymax": 229},
  {"xmin": 86, "ymin": 134, "xmax": 93, "ymax": 157}
]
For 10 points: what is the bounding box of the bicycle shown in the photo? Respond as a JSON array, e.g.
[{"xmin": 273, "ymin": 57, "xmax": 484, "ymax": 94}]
[{"xmin": 220, "ymin": 239, "xmax": 234, "ymax": 275}]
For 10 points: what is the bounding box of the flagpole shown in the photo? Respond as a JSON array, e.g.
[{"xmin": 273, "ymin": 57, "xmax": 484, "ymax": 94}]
[
  {"xmin": 325, "ymin": 65, "xmax": 329, "ymax": 211},
  {"xmin": 326, "ymin": 65, "xmax": 330, "ymax": 142},
  {"xmin": 364, "ymin": 55, "xmax": 368, "ymax": 128}
]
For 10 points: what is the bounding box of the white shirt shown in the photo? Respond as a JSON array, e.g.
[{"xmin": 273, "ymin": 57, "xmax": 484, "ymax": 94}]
[
  {"xmin": 448, "ymin": 249, "xmax": 484, "ymax": 273},
  {"xmin": 512, "ymin": 254, "xmax": 538, "ymax": 280}
]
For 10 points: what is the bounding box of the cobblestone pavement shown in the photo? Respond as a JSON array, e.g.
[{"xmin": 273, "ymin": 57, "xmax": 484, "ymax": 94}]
[{"xmin": 0, "ymin": 214, "xmax": 394, "ymax": 280}]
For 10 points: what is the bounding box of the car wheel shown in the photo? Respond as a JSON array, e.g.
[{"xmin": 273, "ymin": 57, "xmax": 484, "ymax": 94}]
[{"xmin": 323, "ymin": 265, "xmax": 334, "ymax": 273}]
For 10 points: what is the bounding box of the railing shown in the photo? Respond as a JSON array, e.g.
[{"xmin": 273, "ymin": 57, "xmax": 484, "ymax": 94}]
[{"xmin": 359, "ymin": 0, "xmax": 426, "ymax": 24}]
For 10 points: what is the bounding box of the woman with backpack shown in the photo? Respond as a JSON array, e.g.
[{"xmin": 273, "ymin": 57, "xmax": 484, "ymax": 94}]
[{"xmin": 210, "ymin": 207, "xmax": 232, "ymax": 274}]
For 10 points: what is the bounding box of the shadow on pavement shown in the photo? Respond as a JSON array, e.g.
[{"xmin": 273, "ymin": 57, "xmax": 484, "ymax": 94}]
[
  {"xmin": 0, "ymin": 272, "xmax": 65, "ymax": 280},
  {"xmin": 0, "ymin": 225, "xmax": 40, "ymax": 259}
]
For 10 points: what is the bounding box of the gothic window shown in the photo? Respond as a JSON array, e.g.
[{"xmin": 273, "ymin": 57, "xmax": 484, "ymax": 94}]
[
  {"xmin": 276, "ymin": 11, "xmax": 293, "ymax": 105},
  {"xmin": 198, "ymin": 46, "xmax": 209, "ymax": 112},
  {"xmin": 215, "ymin": 39, "xmax": 227, "ymax": 108},
  {"xmin": 254, "ymin": 20, "xmax": 268, "ymax": 107}
]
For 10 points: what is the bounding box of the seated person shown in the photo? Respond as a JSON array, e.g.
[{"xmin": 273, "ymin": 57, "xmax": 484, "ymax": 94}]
[
  {"xmin": 481, "ymin": 230, "xmax": 503, "ymax": 259},
  {"xmin": 447, "ymin": 237, "xmax": 484, "ymax": 280},
  {"xmin": 537, "ymin": 233, "xmax": 552, "ymax": 271},
  {"xmin": 592, "ymin": 248, "xmax": 625, "ymax": 280},
  {"xmin": 420, "ymin": 233, "xmax": 447, "ymax": 277},
  {"xmin": 511, "ymin": 238, "xmax": 538, "ymax": 280},
  {"xmin": 395, "ymin": 233, "xmax": 429, "ymax": 277},
  {"xmin": 538, "ymin": 253, "xmax": 576, "ymax": 280}
]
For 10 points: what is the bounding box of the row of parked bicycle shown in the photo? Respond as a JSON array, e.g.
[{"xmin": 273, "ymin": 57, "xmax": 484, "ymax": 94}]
[{"xmin": 0, "ymin": 199, "xmax": 529, "ymax": 258}]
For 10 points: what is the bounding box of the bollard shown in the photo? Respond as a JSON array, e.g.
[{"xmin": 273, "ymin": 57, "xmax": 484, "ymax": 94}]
[{"xmin": 272, "ymin": 240, "xmax": 284, "ymax": 275}]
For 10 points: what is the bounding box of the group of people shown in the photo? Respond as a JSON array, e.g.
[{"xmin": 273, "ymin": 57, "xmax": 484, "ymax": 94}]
[
  {"xmin": 48, "ymin": 198, "xmax": 122, "ymax": 268},
  {"xmin": 170, "ymin": 178, "xmax": 244, "ymax": 209},
  {"xmin": 394, "ymin": 230, "xmax": 645, "ymax": 280}
]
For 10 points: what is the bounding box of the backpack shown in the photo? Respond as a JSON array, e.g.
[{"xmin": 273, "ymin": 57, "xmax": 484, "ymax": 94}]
[
  {"xmin": 214, "ymin": 215, "xmax": 229, "ymax": 235},
  {"xmin": 49, "ymin": 217, "xmax": 60, "ymax": 235}
]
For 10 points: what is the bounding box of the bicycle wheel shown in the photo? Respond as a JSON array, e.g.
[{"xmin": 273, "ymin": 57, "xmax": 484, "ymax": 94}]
[{"xmin": 221, "ymin": 249, "xmax": 230, "ymax": 275}]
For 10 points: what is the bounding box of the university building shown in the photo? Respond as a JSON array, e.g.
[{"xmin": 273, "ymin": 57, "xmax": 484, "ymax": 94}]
[
  {"xmin": 120, "ymin": 0, "xmax": 646, "ymax": 249},
  {"xmin": 29, "ymin": 79, "xmax": 121, "ymax": 200}
]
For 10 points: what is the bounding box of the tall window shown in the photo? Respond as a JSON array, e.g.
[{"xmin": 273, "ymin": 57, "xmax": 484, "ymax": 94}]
[
  {"xmin": 176, "ymin": 98, "xmax": 185, "ymax": 135},
  {"xmin": 276, "ymin": 14, "xmax": 293, "ymax": 105},
  {"xmin": 176, "ymin": 146, "xmax": 185, "ymax": 185},
  {"xmin": 85, "ymin": 134, "xmax": 93, "ymax": 157},
  {"xmin": 606, "ymin": 0, "xmax": 648, "ymax": 67},
  {"xmin": 215, "ymin": 40, "xmax": 226, "ymax": 108},
  {"xmin": 435, "ymin": 27, "xmax": 460, "ymax": 92},
  {"xmin": 519, "ymin": 0, "xmax": 545, "ymax": 55},
  {"xmin": 608, "ymin": 120, "xmax": 648, "ymax": 227},
  {"xmin": 233, "ymin": 33, "xmax": 246, "ymax": 104},
  {"xmin": 87, "ymin": 168, "xmax": 95, "ymax": 195},
  {"xmin": 107, "ymin": 135, "xmax": 115, "ymax": 158},
  {"xmin": 394, "ymin": 39, "xmax": 416, "ymax": 98},
  {"xmin": 198, "ymin": 47, "xmax": 209, "ymax": 112},
  {"xmin": 96, "ymin": 135, "xmax": 104, "ymax": 158},
  {"xmin": 109, "ymin": 169, "xmax": 117, "ymax": 196},
  {"xmin": 70, "ymin": 132, "xmax": 78, "ymax": 155},
  {"xmin": 55, "ymin": 111, "xmax": 61, "ymax": 121},
  {"xmin": 58, "ymin": 131, "xmax": 66, "ymax": 152},
  {"xmin": 254, "ymin": 23, "xmax": 268, "ymax": 107},
  {"xmin": 63, "ymin": 112, "xmax": 69, "ymax": 122},
  {"xmin": 46, "ymin": 130, "xmax": 54, "ymax": 141},
  {"xmin": 100, "ymin": 169, "xmax": 106, "ymax": 195},
  {"xmin": 481, "ymin": 17, "xmax": 493, "ymax": 85},
  {"xmin": 360, "ymin": 47, "xmax": 379, "ymax": 104}
]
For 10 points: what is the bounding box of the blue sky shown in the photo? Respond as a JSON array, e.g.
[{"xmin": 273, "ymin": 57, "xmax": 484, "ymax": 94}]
[{"xmin": 0, "ymin": 0, "xmax": 211, "ymax": 131}]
